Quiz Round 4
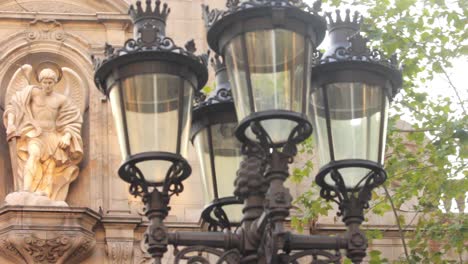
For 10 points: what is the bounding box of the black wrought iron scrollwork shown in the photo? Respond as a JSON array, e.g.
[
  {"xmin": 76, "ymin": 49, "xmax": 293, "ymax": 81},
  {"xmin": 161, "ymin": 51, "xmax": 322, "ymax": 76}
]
[
  {"xmin": 318, "ymin": 164, "xmax": 387, "ymax": 218},
  {"xmin": 202, "ymin": 0, "xmax": 322, "ymax": 29},
  {"xmin": 317, "ymin": 9, "xmax": 400, "ymax": 71},
  {"xmin": 92, "ymin": 36, "xmax": 207, "ymax": 70},
  {"xmin": 119, "ymin": 163, "xmax": 152, "ymax": 203},
  {"xmin": 194, "ymin": 87, "xmax": 233, "ymax": 108},
  {"xmin": 174, "ymin": 246, "xmax": 241, "ymax": 264},
  {"xmin": 282, "ymin": 249, "xmax": 342, "ymax": 264}
]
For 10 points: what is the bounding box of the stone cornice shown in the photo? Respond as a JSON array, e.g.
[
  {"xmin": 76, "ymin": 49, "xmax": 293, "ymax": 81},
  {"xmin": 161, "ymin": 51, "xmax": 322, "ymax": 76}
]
[
  {"xmin": 0, "ymin": 11, "xmax": 131, "ymax": 23},
  {"xmin": 0, "ymin": 205, "xmax": 101, "ymax": 218},
  {"xmin": 0, "ymin": 206, "xmax": 101, "ymax": 264}
]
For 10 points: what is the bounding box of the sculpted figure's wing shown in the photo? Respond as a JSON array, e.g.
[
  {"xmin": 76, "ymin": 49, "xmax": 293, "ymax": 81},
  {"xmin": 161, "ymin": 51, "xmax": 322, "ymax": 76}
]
[
  {"xmin": 61, "ymin": 67, "xmax": 85, "ymax": 113},
  {"xmin": 5, "ymin": 64, "xmax": 33, "ymax": 106}
]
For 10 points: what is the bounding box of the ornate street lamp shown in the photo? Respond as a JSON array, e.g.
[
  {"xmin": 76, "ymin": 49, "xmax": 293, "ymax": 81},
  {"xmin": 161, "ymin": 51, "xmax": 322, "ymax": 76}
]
[
  {"xmin": 92, "ymin": 1, "xmax": 403, "ymax": 263},
  {"xmin": 310, "ymin": 10, "xmax": 402, "ymax": 262},
  {"xmin": 191, "ymin": 55, "xmax": 244, "ymax": 231},
  {"xmin": 93, "ymin": 0, "xmax": 208, "ymax": 261}
]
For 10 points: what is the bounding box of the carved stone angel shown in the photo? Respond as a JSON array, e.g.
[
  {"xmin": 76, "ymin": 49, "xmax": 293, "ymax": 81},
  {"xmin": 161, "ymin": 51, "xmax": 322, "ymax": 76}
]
[{"xmin": 2, "ymin": 63, "xmax": 84, "ymax": 204}]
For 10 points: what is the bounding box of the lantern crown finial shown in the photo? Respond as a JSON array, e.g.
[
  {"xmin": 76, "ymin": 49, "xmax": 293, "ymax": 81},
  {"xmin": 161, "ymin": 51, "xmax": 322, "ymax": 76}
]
[
  {"xmin": 326, "ymin": 9, "xmax": 362, "ymax": 32},
  {"xmin": 129, "ymin": 0, "xmax": 171, "ymax": 24}
]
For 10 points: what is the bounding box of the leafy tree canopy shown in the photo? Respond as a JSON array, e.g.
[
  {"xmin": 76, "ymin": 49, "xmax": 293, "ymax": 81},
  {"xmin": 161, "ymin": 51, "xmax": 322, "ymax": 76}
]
[{"xmin": 294, "ymin": 0, "xmax": 467, "ymax": 263}]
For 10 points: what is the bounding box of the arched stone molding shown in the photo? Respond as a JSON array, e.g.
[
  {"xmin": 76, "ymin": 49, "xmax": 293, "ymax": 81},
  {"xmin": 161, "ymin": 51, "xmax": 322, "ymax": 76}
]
[
  {"xmin": 0, "ymin": 42, "xmax": 93, "ymax": 110},
  {"xmin": 0, "ymin": 20, "xmax": 96, "ymax": 109},
  {"xmin": 0, "ymin": 0, "xmax": 129, "ymax": 14}
]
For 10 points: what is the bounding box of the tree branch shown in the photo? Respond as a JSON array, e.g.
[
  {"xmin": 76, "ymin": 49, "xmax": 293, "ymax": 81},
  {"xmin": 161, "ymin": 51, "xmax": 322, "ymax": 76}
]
[
  {"xmin": 392, "ymin": 128, "xmax": 441, "ymax": 133},
  {"xmin": 384, "ymin": 185, "xmax": 411, "ymax": 262},
  {"xmin": 441, "ymin": 66, "xmax": 467, "ymax": 116}
]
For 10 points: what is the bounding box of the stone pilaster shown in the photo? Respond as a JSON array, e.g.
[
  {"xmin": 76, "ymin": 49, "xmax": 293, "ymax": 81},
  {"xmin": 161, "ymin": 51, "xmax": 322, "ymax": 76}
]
[{"xmin": 102, "ymin": 215, "xmax": 142, "ymax": 264}]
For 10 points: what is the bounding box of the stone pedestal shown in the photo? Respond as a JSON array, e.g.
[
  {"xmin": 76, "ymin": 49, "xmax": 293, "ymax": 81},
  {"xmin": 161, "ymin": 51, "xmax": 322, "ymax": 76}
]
[{"xmin": 0, "ymin": 206, "xmax": 100, "ymax": 264}]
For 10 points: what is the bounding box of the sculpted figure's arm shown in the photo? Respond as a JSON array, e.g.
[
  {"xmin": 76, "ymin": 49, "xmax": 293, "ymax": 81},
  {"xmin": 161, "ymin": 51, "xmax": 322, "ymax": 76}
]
[
  {"xmin": 58, "ymin": 96, "xmax": 82, "ymax": 149},
  {"xmin": 58, "ymin": 132, "xmax": 72, "ymax": 149},
  {"xmin": 5, "ymin": 112, "xmax": 16, "ymax": 141}
]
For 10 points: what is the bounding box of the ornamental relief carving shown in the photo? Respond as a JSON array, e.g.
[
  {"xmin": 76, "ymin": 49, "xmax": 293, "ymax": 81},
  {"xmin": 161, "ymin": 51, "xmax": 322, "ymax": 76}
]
[
  {"xmin": 0, "ymin": 238, "xmax": 26, "ymax": 264},
  {"xmin": 105, "ymin": 240, "xmax": 134, "ymax": 264},
  {"xmin": 133, "ymin": 239, "xmax": 152, "ymax": 264},
  {"xmin": 0, "ymin": 234, "xmax": 96, "ymax": 264},
  {"xmin": 24, "ymin": 236, "xmax": 72, "ymax": 263},
  {"xmin": 25, "ymin": 19, "xmax": 67, "ymax": 42}
]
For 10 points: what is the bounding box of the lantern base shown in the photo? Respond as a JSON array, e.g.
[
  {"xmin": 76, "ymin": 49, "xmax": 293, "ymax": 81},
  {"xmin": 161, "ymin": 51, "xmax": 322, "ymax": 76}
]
[
  {"xmin": 201, "ymin": 196, "xmax": 243, "ymax": 231},
  {"xmin": 118, "ymin": 152, "xmax": 192, "ymax": 194},
  {"xmin": 235, "ymin": 110, "xmax": 312, "ymax": 148},
  {"xmin": 315, "ymin": 159, "xmax": 387, "ymax": 193}
]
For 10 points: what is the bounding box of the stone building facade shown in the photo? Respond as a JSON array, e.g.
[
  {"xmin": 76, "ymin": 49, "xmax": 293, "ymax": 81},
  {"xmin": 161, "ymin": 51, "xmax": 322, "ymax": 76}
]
[{"xmin": 0, "ymin": 0, "xmax": 439, "ymax": 263}]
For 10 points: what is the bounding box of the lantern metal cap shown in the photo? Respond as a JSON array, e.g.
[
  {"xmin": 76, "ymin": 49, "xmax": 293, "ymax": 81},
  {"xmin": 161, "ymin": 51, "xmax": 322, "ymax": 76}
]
[
  {"xmin": 92, "ymin": 1, "xmax": 209, "ymax": 96},
  {"xmin": 312, "ymin": 10, "xmax": 403, "ymax": 98},
  {"xmin": 191, "ymin": 54, "xmax": 236, "ymax": 143},
  {"xmin": 202, "ymin": 0, "xmax": 326, "ymax": 54}
]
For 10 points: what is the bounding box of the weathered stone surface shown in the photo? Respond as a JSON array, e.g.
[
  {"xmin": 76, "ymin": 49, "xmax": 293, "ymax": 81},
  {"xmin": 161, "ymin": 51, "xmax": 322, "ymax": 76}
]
[
  {"xmin": 0, "ymin": 206, "xmax": 99, "ymax": 264},
  {"xmin": 4, "ymin": 191, "xmax": 68, "ymax": 207}
]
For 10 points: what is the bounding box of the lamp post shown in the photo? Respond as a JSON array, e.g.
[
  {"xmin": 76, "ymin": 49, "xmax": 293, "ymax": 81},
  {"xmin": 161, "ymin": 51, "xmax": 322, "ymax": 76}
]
[{"xmin": 93, "ymin": 1, "xmax": 402, "ymax": 263}]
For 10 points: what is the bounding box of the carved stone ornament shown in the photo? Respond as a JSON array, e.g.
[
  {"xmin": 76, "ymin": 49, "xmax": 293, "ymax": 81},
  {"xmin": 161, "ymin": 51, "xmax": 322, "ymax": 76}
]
[
  {"xmin": 0, "ymin": 207, "xmax": 99, "ymax": 264},
  {"xmin": 105, "ymin": 240, "xmax": 134, "ymax": 264},
  {"xmin": 133, "ymin": 239, "xmax": 152, "ymax": 264},
  {"xmin": 25, "ymin": 19, "xmax": 67, "ymax": 42},
  {"xmin": 0, "ymin": 234, "xmax": 95, "ymax": 264}
]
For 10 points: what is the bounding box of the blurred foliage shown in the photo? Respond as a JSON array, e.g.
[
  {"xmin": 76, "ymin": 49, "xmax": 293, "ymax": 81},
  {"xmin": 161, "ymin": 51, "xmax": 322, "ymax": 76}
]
[{"xmin": 292, "ymin": 0, "xmax": 467, "ymax": 262}]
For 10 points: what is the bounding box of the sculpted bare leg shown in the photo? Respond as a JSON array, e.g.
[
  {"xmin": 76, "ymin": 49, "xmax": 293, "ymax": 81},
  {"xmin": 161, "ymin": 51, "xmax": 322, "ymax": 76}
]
[
  {"xmin": 43, "ymin": 159, "xmax": 56, "ymax": 198},
  {"xmin": 24, "ymin": 142, "xmax": 41, "ymax": 192}
]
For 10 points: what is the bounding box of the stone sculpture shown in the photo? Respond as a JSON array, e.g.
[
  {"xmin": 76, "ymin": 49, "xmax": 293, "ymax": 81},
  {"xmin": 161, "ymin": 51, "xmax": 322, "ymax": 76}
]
[{"xmin": 2, "ymin": 63, "xmax": 84, "ymax": 204}]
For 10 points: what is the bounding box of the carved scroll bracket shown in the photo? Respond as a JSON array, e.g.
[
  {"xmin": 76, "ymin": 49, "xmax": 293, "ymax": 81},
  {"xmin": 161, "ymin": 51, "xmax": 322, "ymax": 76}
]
[
  {"xmin": 0, "ymin": 233, "xmax": 96, "ymax": 264},
  {"xmin": 0, "ymin": 206, "xmax": 99, "ymax": 264}
]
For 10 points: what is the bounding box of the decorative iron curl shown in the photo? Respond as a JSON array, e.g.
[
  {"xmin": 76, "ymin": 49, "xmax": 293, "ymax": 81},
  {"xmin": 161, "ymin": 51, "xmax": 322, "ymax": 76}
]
[
  {"xmin": 319, "ymin": 168, "xmax": 386, "ymax": 217},
  {"xmin": 194, "ymin": 87, "xmax": 233, "ymax": 108},
  {"xmin": 122, "ymin": 163, "xmax": 150, "ymax": 199},
  {"xmin": 282, "ymin": 249, "xmax": 342, "ymax": 263},
  {"xmin": 318, "ymin": 33, "xmax": 400, "ymax": 70},
  {"xmin": 164, "ymin": 161, "xmax": 187, "ymax": 197},
  {"xmin": 210, "ymin": 206, "xmax": 231, "ymax": 231},
  {"xmin": 92, "ymin": 36, "xmax": 207, "ymax": 70},
  {"xmin": 174, "ymin": 246, "xmax": 241, "ymax": 264}
]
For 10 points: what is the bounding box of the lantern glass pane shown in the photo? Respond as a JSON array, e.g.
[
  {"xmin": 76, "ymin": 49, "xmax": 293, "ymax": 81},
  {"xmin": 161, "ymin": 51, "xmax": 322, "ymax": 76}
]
[
  {"xmin": 110, "ymin": 73, "xmax": 193, "ymax": 183},
  {"xmin": 310, "ymin": 82, "xmax": 388, "ymax": 188},
  {"xmin": 209, "ymin": 203, "xmax": 244, "ymax": 225},
  {"xmin": 194, "ymin": 122, "xmax": 242, "ymax": 204},
  {"xmin": 109, "ymin": 85, "xmax": 128, "ymax": 160},
  {"xmin": 225, "ymin": 29, "xmax": 311, "ymax": 143}
]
